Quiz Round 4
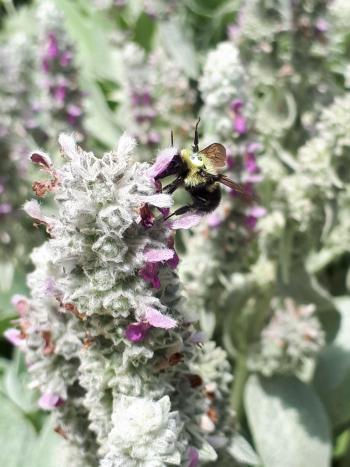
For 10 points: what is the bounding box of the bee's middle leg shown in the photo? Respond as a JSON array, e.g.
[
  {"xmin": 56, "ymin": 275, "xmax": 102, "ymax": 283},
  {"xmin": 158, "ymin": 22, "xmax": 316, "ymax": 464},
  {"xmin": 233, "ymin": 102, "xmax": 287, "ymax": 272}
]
[{"xmin": 164, "ymin": 204, "xmax": 193, "ymax": 220}]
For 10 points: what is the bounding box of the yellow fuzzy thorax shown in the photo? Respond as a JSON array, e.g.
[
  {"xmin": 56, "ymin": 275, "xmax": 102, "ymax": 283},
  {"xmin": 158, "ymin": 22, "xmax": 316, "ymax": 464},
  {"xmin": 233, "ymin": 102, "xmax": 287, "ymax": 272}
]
[
  {"xmin": 181, "ymin": 149, "xmax": 205, "ymax": 186},
  {"xmin": 180, "ymin": 148, "xmax": 216, "ymax": 187}
]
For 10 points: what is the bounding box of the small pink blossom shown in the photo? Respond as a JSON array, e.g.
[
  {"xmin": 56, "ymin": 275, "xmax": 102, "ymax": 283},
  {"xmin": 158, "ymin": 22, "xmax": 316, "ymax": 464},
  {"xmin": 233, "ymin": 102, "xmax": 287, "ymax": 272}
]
[
  {"xmin": 0, "ymin": 203, "xmax": 11, "ymax": 215},
  {"xmin": 23, "ymin": 200, "xmax": 56, "ymax": 231},
  {"xmin": 167, "ymin": 213, "xmax": 203, "ymax": 230},
  {"xmin": 4, "ymin": 328, "xmax": 26, "ymax": 348},
  {"xmin": 67, "ymin": 104, "xmax": 82, "ymax": 125},
  {"xmin": 38, "ymin": 392, "xmax": 65, "ymax": 410},
  {"xmin": 207, "ymin": 211, "xmax": 224, "ymax": 228},
  {"xmin": 147, "ymin": 147, "xmax": 178, "ymax": 179},
  {"xmin": 143, "ymin": 306, "xmax": 177, "ymax": 329},
  {"xmin": 233, "ymin": 114, "xmax": 247, "ymax": 135},
  {"xmin": 247, "ymin": 206, "xmax": 267, "ymax": 218},
  {"xmin": 144, "ymin": 248, "xmax": 174, "ymax": 263},
  {"xmin": 244, "ymin": 207, "xmax": 266, "ymax": 230},
  {"xmin": 11, "ymin": 295, "xmax": 29, "ymax": 317},
  {"xmin": 46, "ymin": 33, "xmax": 59, "ymax": 60}
]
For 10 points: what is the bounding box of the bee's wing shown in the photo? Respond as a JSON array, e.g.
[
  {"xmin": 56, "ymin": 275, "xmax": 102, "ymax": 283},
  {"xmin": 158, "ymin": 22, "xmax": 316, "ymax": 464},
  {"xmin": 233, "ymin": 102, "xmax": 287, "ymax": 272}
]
[
  {"xmin": 218, "ymin": 175, "xmax": 254, "ymax": 200},
  {"xmin": 199, "ymin": 143, "xmax": 226, "ymax": 169}
]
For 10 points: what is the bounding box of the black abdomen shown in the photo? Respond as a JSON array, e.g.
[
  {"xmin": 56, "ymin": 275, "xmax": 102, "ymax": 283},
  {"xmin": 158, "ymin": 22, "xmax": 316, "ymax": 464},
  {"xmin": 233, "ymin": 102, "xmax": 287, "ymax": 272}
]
[{"xmin": 186, "ymin": 183, "xmax": 221, "ymax": 213}]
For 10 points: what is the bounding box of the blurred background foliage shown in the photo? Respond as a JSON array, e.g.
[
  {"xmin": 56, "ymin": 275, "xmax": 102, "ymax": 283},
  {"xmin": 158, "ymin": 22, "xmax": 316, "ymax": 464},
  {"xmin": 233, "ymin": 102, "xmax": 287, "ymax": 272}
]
[{"xmin": 1, "ymin": 0, "xmax": 350, "ymax": 466}]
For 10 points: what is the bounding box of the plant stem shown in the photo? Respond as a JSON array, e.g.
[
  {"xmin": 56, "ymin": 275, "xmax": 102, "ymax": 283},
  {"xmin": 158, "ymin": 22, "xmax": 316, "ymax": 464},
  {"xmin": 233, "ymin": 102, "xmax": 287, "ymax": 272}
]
[{"xmin": 231, "ymin": 353, "xmax": 248, "ymax": 423}]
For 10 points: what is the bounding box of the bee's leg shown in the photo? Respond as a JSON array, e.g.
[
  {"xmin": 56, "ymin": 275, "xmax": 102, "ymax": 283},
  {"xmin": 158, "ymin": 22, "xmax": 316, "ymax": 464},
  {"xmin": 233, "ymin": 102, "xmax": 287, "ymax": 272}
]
[
  {"xmin": 164, "ymin": 205, "xmax": 192, "ymax": 220},
  {"xmin": 162, "ymin": 176, "xmax": 184, "ymax": 194}
]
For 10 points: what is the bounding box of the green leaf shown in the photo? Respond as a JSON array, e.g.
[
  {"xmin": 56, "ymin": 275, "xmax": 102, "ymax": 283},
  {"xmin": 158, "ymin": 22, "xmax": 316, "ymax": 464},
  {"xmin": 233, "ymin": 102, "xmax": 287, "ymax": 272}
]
[
  {"xmin": 159, "ymin": 18, "xmax": 199, "ymax": 79},
  {"xmin": 245, "ymin": 374, "xmax": 332, "ymax": 467},
  {"xmin": 133, "ymin": 12, "xmax": 156, "ymax": 51},
  {"xmin": 84, "ymin": 79, "xmax": 121, "ymax": 148},
  {"xmin": 0, "ymin": 393, "xmax": 37, "ymax": 467},
  {"xmin": 57, "ymin": 0, "xmax": 122, "ymax": 82},
  {"xmin": 3, "ymin": 351, "xmax": 38, "ymax": 413},
  {"xmin": 313, "ymin": 296, "xmax": 350, "ymax": 429},
  {"xmin": 227, "ymin": 432, "xmax": 261, "ymax": 466},
  {"xmin": 27, "ymin": 417, "xmax": 69, "ymax": 467}
]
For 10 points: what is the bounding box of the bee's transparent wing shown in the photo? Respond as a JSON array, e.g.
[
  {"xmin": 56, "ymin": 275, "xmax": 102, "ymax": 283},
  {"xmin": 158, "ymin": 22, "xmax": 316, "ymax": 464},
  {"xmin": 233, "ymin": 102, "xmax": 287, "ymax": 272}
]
[
  {"xmin": 218, "ymin": 175, "xmax": 254, "ymax": 201},
  {"xmin": 199, "ymin": 143, "xmax": 226, "ymax": 169}
]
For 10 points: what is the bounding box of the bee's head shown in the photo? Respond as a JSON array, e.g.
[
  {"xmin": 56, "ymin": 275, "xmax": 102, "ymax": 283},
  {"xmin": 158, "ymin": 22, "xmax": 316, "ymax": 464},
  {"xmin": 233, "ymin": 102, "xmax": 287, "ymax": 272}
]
[{"xmin": 181, "ymin": 149, "xmax": 204, "ymax": 168}]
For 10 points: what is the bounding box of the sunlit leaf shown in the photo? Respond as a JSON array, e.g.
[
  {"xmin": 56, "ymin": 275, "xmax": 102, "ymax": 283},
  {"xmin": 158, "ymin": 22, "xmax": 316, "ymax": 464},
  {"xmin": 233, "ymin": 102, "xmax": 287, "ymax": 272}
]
[{"xmin": 245, "ymin": 374, "xmax": 332, "ymax": 467}]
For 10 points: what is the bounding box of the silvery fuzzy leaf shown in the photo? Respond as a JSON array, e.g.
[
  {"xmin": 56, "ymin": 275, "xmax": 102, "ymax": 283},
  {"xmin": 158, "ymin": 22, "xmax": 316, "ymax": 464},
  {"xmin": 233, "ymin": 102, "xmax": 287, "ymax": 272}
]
[
  {"xmin": 314, "ymin": 296, "xmax": 350, "ymax": 428},
  {"xmin": 245, "ymin": 375, "xmax": 331, "ymax": 467}
]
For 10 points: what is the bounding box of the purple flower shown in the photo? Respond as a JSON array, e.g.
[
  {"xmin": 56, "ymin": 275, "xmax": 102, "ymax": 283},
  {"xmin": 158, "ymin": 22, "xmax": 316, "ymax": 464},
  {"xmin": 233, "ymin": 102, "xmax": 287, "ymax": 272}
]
[
  {"xmin": 167, "ymin": 250, "xmax": 179, "ymax": 269},
  {"xmin": 0, "ymin": 203, "xmax": 12, "ymax": 215},
  {"xmin": 233, "ymin": 114, "xmax": 247, "ymax": 135},
  {"xmin": 157, "ymin": 207, "xmax": 170, "ymax": 218},
  {"xmin": 38, "ymin": 392, "xmax": 64, "ymax": 410},
  {"xmin": 167, "ymin": 212, "xmax": 203, "ymax": 230},
  {"xmin": 245, "ymin": 152, "xmax": 258, "ymax": 174},
  {"xmin": 139, "ymin": 204, "xmax": 154, "ymax": 228},
  {"xmin": 186, "ymin": 447, "xmax": 199, "ymax": 467},
  {"xmin": 147, "ymin": 131, "xmax": 161, "ymax": 145},
  {"xmin": 166, "ymin": 236, "xmax": 179, "ymax": 269},
  {"xmin": 230, "ymin": 99, "xmax": 248, "ymax": 135},
  {"xmin": 125, "ymin": 322, "xmax": 151, "ymax": 342},
  {"xmin": 227, "ymin": 23, "xmax": 240, "ymax": 41},
  {"xmin": 207, "ymin": 211, "xmax": 224, "ymax": 228},
  {"xmin": 315, "ymin": 18, "xmax": 328, "ymax": 33},
  {"xmin": 11, "ymin": 295, "xmax": 29, "ymax": 317},
  {"xmin": 226, "ymin": 148, "xmax": 235, "ymax": 170},
  {"xmin": 147, "ymin": 147, "xmax": 178, "ymax": 179},
  {"xmin": 131, "ymin": 91, "xmax": 152, "ymax": 107},
  {"xmin": 67, "ymin": 104, "xmax": 82, "ymax": 124},
  {"xmin": 143, "ymin": 306, "xmax": 177, "ymax": 329},
  {"xmin": 230, "ymin": 98, "xmax": 244, "ymax": 113},
  {"xmin": 139, "ymin": 262, "xmax": 161, "ymax": 289},
  {"xmin": 47, "ymin": 33, "xmax": 59, "ymax": 59},
  {"xmin": 59, "ymin": 51, "xmax": 72, "ymax": 67},
  {"xmin": 125, "ymin": 306, "xmax": 177, "ymax": 343},
  {"xmin": 53, "ymin": 84, "xmax": 67, "ymax": 104},
  {"xmin": 144, "ymin": 248, "xmax": 174, "ymax": 263},
  {"xmin": 244, "ymin": 206, "xmax": 266, "ymax": 230},
  {"xmin": 4, "ymin": 328, "xmax": 25, "ymax": 348}
]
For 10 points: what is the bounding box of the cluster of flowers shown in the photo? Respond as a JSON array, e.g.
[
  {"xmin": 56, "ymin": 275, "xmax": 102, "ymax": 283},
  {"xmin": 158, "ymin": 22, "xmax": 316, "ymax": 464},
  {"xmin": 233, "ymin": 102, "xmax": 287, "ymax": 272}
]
[
  {"xmin": 180, "ymin": 0, "xmax": 348, "ymax": 383},
  {"xmin": 231, "ymin": 0, "xmax": 332, "ymax": 143},
  {"xmin": 122, "ymin": 43, "xmax": 195, "ymax": 158},
  {"xmin": 248, "ymin": 299, "xmax": 325, "ymax": 377},
  {"xmin": 6, "ymin": 134, "xmax": 235, "ymax": 466},
  {"xmin": 0, "ymin": 1, "xmax": 84, "ymax": 288},
  {"xmin": 37, "ymin": 2, "xmax": 85, "ymax": 139},
  {"xmin": 0, "ymin": 33, "xmax": 45, "ymax": 269}
]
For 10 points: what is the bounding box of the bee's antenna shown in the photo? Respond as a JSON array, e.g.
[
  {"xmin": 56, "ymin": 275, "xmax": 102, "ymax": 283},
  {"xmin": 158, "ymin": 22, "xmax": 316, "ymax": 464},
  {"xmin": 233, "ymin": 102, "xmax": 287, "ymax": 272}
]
[
  {"xmin": 170, "ymin": 129, "xmax": 174, "ymax": 147},
  {"xmin": 192, "ymin": 117, "xmax": 200, "ymax": 152}
]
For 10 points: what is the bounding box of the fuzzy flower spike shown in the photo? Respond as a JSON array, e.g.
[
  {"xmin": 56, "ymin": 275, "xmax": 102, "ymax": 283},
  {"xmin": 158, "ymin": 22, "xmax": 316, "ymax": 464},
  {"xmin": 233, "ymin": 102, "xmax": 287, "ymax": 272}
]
[{"xmin": 19, "ymin": 133, "xmax": 234, "ymax": 466}]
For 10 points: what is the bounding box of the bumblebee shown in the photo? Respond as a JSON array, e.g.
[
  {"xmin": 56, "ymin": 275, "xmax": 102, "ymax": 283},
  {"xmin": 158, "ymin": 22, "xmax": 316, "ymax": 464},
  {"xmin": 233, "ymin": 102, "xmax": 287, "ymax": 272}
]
[{"xmin": 155, "ymin": 119, "xmax": 249, "ymax": 219}]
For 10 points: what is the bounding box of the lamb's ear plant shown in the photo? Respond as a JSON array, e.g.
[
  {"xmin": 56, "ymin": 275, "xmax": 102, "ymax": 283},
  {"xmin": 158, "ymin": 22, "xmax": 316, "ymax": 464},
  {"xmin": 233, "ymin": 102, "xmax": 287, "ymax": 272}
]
[
  {"xmin": 180, "ymin": 2, "xmax": 350, "ymax": 466},
  {"xmin": 7, "ymin": 133, "xmax": 245, "ymax": 466}
]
